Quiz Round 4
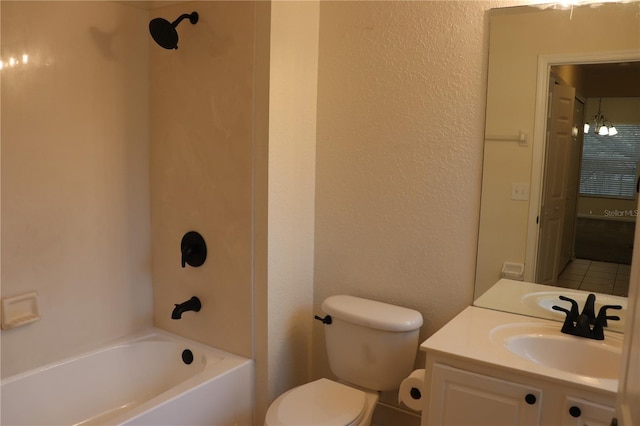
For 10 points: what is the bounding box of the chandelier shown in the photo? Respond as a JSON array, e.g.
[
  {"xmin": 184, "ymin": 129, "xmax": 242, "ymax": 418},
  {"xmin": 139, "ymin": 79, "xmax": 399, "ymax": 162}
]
[{"xmin": 584, "ymin": 98, "xmax": 618, "ymax": 136}]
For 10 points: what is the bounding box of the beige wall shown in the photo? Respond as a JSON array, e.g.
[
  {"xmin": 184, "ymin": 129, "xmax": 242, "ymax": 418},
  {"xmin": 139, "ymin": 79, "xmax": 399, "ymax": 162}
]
[
  {"xmin": 1, "ymin": 1, "xmax": 152, "ymax": 377},
  {"xmin": 589, "ymin": 97, "xmax": 640, "ymax": 125},
  {"xmin": 313, "ymin": 1, "xmax": 492, "ymax": 408},
  {"xmin": 258, "ymin": 2, "xmax": 501, "ymax": 422},
  {"xmin": 264, "ymin": 0, "xmax": 319, "ymax": 414},
  {"xmin": 149, "ymin": 1, "xmax": 256, "ymax": 357},
  {"xmin": 476, "ymin": 3, "xmax": 640, "ymax": 296}
]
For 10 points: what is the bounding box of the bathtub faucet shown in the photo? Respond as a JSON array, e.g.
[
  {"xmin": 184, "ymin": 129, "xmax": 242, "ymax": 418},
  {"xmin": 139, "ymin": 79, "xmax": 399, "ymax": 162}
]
[{"xmin": 172, "ymin": 296, "xmax": 201, "ymax": 319}]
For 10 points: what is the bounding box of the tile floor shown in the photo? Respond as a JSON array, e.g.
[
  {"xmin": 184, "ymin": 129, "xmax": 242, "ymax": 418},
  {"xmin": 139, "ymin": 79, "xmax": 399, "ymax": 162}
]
[{"xmin": 557, "ymin": 258, "xmax": 630, "ymax": 296}]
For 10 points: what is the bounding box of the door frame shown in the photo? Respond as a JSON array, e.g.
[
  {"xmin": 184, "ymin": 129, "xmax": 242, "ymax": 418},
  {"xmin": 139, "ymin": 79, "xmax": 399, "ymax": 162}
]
[{"xmin": 523, "ymin": 50, "xmax": 640, "ymax": 282}]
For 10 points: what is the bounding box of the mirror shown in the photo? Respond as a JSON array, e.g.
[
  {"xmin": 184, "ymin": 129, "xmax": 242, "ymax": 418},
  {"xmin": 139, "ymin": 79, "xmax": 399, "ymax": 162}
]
[{"xmin": 474, "ymin": 2, "xmax": 640, "ymax": 332}]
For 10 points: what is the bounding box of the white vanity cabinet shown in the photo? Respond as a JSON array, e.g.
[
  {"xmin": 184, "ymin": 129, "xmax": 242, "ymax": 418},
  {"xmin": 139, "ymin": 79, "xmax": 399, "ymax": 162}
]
[
  {"xmin": 424, "ymin": 358, "xmax": 616, "ymax": 426},
  {"xmin": 421, "ymin": 307, "xmax": 618, "ymax": 426}
]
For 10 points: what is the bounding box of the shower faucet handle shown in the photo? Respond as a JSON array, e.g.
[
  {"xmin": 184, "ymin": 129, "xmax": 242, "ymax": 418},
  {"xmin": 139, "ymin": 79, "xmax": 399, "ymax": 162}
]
[{"xmin": 180, "ymin": 231, "xmax": 207, "ymax": 268}]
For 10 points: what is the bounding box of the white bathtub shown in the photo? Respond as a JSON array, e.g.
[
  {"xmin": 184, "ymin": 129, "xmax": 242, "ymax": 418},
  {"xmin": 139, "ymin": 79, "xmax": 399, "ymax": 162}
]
[{"xmin": 0, "ymin": 328, "xmax": 253, "ymax": 425}]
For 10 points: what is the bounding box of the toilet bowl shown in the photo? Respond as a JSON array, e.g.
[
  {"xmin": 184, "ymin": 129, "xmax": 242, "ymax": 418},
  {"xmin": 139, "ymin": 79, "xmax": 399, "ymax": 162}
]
[
  {"xmin": 264, "ymin": 378, "xmax": 378, "ymax": 426},
  {"xmin": 264, "ymin": 295, "xmax": 423, "ymax": 426}
]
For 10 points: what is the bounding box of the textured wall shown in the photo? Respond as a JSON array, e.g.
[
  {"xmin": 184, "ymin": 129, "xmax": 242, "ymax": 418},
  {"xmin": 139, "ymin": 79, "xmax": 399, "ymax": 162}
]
[
  {"xmin": 265, "ymin": 0, "xmax": 319, "ymax": 414},
  {"xmin": 149, "ymin": 1, "xmax": 256, "ymax": 357},
  {"xmin": 1, "ymin": 1, "xmax": 152, "ymax": 377},
  {"xmin": 313, "ymin": 0, "xmax": 490, "ymax": 376}
]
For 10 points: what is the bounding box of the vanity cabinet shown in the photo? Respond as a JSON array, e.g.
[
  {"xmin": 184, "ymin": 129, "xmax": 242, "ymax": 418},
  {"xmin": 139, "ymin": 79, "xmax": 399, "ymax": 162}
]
[
  {"xmin": 423, "ymin": 357, "xmax": 616, "ymax": 426},
  {"xmin": 420, "ymin": 307, "xmax": 618, "ymax": 426}
]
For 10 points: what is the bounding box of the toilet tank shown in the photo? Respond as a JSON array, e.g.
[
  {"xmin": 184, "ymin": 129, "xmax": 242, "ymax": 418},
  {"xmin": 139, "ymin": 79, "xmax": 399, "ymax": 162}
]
[{"xmin": 321, "ymin": 295, "xmax": 423, "ymax": 391}]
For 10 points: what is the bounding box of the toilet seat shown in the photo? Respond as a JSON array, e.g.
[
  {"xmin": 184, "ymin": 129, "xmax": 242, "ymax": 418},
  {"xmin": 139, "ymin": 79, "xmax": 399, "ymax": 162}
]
[{"xmin": 265, "ymin": 378, "xmax": 367, "ymax": 426}]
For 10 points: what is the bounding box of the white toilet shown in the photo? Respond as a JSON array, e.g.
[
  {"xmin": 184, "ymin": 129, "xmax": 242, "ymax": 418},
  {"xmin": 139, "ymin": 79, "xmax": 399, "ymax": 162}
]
[{"xmin": 265, "ymin": 295, "xmax": 423, "ymax": 426}]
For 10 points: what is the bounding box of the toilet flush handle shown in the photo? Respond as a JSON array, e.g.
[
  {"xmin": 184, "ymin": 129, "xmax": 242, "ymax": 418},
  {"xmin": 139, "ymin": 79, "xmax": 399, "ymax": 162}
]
[{"xmin": 314, "ymin": 315, "xmax": 332, "ymax": 325}]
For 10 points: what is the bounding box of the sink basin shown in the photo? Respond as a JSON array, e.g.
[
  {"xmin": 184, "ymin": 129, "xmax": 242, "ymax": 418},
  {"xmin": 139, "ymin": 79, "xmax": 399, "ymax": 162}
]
[{"xmin": 491, "ymin": 323, "xmax": 623, "ymax": 379}]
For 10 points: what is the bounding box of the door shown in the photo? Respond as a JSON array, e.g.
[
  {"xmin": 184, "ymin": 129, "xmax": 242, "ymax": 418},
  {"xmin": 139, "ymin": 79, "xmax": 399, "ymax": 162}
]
[
  {"xmin": 428, "ymin": 364, "xmax": 542, "ymax": 426},
  {"xmin": 536, "ymin": 83, "xmax": 576, "ymax": 284},
  {"xmin": 559, "ymin": 99, "xmax": 585, "ymax": 269}
]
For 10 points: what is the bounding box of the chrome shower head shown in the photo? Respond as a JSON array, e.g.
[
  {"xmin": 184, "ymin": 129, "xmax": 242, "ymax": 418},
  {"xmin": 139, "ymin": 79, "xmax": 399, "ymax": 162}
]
[{"xmin": 149, "ymin": 12, "xmax": 198, "ymax": 50}]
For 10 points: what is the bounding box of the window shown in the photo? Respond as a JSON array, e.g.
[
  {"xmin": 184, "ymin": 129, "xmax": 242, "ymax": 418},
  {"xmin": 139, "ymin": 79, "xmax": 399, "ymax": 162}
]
[{"xmin": 579, "ymin": 124, "xmax": 640, "ymax": 199}]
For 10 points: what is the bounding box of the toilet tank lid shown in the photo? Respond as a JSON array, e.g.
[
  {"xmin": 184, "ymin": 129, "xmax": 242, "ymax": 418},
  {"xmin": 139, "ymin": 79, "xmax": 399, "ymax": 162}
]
[{"xmin": 322, "ymin": 295, "xmax": 423, "ymax": 332}]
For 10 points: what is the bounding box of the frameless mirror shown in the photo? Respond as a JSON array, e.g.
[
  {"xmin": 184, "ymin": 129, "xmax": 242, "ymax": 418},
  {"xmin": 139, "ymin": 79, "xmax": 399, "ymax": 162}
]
[{"xmin": 474, "ymin": 2, "xmax": 640, "ymax": 332}]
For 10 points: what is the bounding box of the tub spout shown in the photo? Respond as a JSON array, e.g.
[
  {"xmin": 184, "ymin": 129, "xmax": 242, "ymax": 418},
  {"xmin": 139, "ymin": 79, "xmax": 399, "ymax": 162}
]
[{"xmin": 172, "ymin": 296, "xmax": 201, "ymax": 319}]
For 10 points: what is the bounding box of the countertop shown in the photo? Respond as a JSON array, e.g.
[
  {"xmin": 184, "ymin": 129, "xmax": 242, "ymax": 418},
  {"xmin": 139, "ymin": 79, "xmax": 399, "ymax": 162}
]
[{"xmin": 420, "ymin": 305, "xmax": 621, "ymax": 394}]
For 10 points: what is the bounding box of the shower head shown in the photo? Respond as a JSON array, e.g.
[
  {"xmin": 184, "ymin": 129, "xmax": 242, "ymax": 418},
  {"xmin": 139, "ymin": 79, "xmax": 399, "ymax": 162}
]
[{"xmin": 149, "ymin": 12, "xmax": 198, "ymax": 50}]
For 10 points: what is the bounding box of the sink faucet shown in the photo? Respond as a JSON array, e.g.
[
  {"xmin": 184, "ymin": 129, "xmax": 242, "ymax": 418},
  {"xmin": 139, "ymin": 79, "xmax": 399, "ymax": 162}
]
[
  {"xmin": 552, "ymin": 294, "xmax": 621, "ymax": 340},
  {"xmin": 172, "ymin": 296, "xmax": 201, "ymax": 319}
]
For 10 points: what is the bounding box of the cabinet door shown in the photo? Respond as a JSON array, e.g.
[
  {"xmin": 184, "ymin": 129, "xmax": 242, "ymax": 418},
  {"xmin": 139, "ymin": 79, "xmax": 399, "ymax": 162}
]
[
  {"xmin": 561, "ymin": 396, "xmax": 616, "ymax": 426},
  {"xmin": 428, "ymin": 364, "xmax": 542, "ymax": 426}
]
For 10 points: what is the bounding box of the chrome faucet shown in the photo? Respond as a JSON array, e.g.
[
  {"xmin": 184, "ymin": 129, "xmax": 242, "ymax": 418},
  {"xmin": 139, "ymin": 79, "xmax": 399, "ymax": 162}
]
[
  {"xmin": 172, "ymin": 296, "xmax": 201, "ymax": 319},
  {"xmin": 552, "ymin": 293, "xmax": 621, "ymax": 340}
]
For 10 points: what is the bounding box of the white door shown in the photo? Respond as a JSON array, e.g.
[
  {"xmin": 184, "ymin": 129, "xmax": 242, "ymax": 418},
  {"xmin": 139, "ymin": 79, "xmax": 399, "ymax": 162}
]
[
  {"xmin": 536, "ymin": 83, "xmax": 576, "ymax": 284},
  {"xmin": 559, "ymin": 99, "xmax": 584, "ymax": 269}
]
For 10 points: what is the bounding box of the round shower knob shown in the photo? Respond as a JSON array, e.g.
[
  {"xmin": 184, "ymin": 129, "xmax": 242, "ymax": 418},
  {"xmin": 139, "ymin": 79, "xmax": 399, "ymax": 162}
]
[{"xmin": 181, "ymin": 231, "xmax": 207, "ymax": 268}]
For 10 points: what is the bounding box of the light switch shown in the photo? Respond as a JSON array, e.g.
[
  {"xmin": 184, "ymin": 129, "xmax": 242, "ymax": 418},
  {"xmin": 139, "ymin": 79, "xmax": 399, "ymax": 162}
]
[{"xmin": 511, "ymin": 183, "xmax": 529, "ymax": 201}]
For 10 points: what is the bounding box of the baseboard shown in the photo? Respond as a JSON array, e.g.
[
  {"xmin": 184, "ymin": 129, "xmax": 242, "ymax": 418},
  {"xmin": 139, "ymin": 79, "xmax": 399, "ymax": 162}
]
[{"xmin": 371, "ymin": 400, "xmax": 421, "ymax": 426}]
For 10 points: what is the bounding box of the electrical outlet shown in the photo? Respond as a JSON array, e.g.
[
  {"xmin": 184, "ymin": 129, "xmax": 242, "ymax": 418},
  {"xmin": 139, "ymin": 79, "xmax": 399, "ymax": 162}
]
[{"xmin": 511, "ymin": 183, "xmax": 529, "ymax": 201}]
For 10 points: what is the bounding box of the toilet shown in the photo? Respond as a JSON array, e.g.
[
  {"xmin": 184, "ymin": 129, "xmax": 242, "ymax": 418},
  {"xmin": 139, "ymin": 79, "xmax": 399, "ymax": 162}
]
[{"xmin": 265, "ymin": 295, "xmax": 423, "ymax": 426}]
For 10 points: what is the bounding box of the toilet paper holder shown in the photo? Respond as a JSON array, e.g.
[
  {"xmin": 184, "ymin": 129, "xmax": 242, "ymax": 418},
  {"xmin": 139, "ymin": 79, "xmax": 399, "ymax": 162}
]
[{"xmin": 410, "ymin": 387, "xmax": 422, "ymax": 400}]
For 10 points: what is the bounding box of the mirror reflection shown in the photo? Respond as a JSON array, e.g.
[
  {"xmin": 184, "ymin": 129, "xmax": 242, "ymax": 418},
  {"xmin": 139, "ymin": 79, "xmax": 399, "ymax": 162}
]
[
  {"xmin": 535, "ymin": 64, "xmax": 639, "ymax": 295},
  {"xmin": 474, "ymin": 2, "xmax": 640, "ymax": 331}
]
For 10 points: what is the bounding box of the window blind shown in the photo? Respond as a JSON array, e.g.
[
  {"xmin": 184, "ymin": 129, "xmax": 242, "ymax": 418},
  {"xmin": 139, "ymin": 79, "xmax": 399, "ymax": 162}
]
[{"xmin": 579, "ymin": 124, "xmax": 640, "ymax": 199}]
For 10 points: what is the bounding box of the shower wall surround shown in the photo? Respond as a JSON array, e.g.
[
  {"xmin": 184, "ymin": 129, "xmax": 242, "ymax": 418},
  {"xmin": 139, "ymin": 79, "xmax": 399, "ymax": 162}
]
[
  {"xmin": 1, "ymin": 2, "xmax": 152, "ymax": 377},
  {"xmin": 149, "ymin": 1, "xmax": 256, "ymax": 357},
  {"xmin": 2, "ymin": 0, "xmax": 258, "ymax": 377}
]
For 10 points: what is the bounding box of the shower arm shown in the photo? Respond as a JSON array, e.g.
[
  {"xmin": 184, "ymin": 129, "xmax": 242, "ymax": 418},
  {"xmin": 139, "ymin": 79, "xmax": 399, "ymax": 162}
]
[{"xmin": 172, "ymin": 13, "xmax": 198, "ymax": 28}]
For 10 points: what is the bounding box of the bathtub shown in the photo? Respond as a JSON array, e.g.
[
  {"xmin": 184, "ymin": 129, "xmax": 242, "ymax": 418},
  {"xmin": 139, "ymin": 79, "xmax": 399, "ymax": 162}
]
[{"xmin": 0, "ymin": 328, "xmax": 253, "ymax": 425}]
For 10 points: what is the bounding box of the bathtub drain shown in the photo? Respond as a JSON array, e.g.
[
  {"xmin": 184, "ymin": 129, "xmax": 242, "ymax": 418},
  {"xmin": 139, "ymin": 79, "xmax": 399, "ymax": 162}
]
[{"xmin": 182, "ymin": 349, "xmax": 194, "ymax": 364}]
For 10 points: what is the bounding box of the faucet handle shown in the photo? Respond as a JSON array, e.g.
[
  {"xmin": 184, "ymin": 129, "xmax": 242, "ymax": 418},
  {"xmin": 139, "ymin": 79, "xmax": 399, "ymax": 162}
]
[
  {"xmin": 181, "ymin": 246, "xmax": 193, "ymax": 268},
  {"xmin": 180, "ymin": 231, "xmax": 207, "ymax": 268},
  {"xmin": 552, "ymin": 305, "xmax": 577, "ymax": 334},
  {"xmin": 596, "ymin": 304, "xmax": 622, "ymax": 327},
  {"xmin": 558, "ymin": 295, "xmax": 580, "ymax": 319},
  {"xmin": 590, "ymin": 305, "xmax": 622, "ymax": 340}
]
